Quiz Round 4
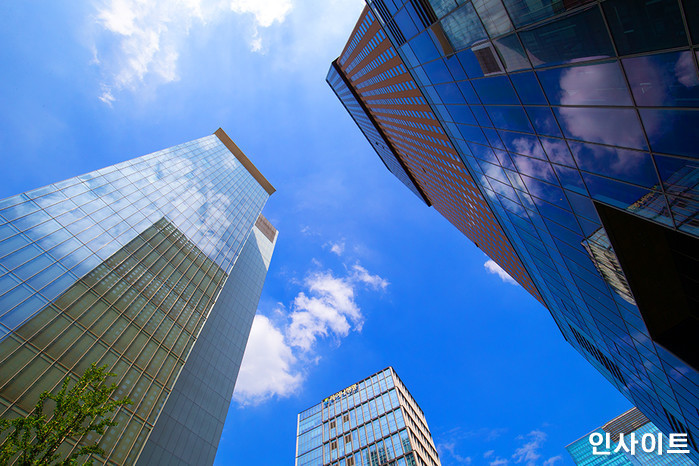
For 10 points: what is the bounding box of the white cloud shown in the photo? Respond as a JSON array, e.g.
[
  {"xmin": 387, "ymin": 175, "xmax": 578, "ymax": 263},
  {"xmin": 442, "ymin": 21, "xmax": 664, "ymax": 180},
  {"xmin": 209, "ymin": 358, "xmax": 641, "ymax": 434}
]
[
  {"xmin": 484, "ymin": 450, "xmax": 495, "ymax": 458},
  {"xmin": 91, "ymin": 0, "xmax": 297, "ymax": 102},
  {"xmin": 484, "ymin": 259, "xmax": 517, "ymax": 285},
  {"xmin": 512, "ymin": 430, "xmax": 547, "ymax": 466},
  {"xmin": 94, "ymin": 0, "xmax": 205, "ymax": 102},
  {"xmin": 437, "ymin": 442, "xmax": 472, "ymax": 464},
  {"xmin": 233, "ymin": 315, "xmax": 303, "ymax": 406},
  {"xmin": 543, "ymin": 456, "xmax": 562, "ymax": 466},
  {"xmin": 229, "ymin": 0, "xmax": 292, "ymax": 28},
  {"xmin": 235, "ymin": 259, "xmax": 388, "ymax": 405},
  {"xmin": 352, "ymin": 264, "xmax": 389, "ymax": 290},
  {"xmin": 286, "ymin": 262, "xmax": 388, "ymax": 351},
  {"xmin": 490, "ymin": 458, "xmax": 510, "ymax": 466},
  {"xmin": 329, "ymin": 241, "xmax": 345, "ymax": 256},
  {"xmin": 287, "ymin": 264, "xmax": 385, "ymax": 350}
]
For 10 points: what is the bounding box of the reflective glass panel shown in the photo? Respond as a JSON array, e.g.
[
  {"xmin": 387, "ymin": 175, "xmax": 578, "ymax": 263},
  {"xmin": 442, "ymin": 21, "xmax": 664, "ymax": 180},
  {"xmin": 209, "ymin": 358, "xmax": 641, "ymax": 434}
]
[
  {"xmin": 435, "ymin": 82, "xmax": 467, "ymax": 104},
  {"xmin": 583, "ymin": 174, "xmax": 672, "ymax": 226},
  {"xmin": 525, "ymin": 107, "xmax": 562, "ymax": 138},
  {"xmin": 668, "ymin": 195, "xmax": 699, "ymax": 235},
  {"xmin": 472, "ymin": 75, "xmax": 519, "ymax": 104},
  {"xmin": 445, "ymin": 54, "xmax": 468, "ymax": 80},
  {"xmin": 485, "ymin": 106, "xmax": 534, "ymax": 132},
  {"xmin": 653, "ymin": 154, "xmax": 698, "ymax": 198},
  {"xmin": 685, "ymin": 0, "xmax": 699, "ymax": 43},
  {"xmin": 440, "ymin": 3, "xmax": 488, "ymax": 51},
  {"xmin": 503, "ymin": 0, "xmax": 595, "ymax": 27},
  {"xmin": 457, "ymin": 80, "xmax": 480, "ymax": 103},
  {"xmin": 640, "ymin": 109, "xmax": 699, "ymax": 158},
  {"xmin": 500, "ymin": 131, "xmax": 547, "ymax": 160},
  {"xmin": 446, "ymin": 105, "xmax": 478, "ymax": 125},
  {"xmin": 494, "ymin": 34, "xmax": 530, "ymax": 71},
  {"xmin": 394, "ymin": 7, "xmax": 419, "ymax": 40},
  {"xmin": 623, "ymin": 51, "xmax": 699, "ymax": 107},
  {"xmin": 408, "ymin": 31, "xmax": 441, "ymax": 63},
  {"xmin": 510, "ymin": 72, "xmax": 547, "ymax": 104},
  {"xmin": 428, "ymin": 0, "xmax": 464, "ymax": 18},
  {"xmin": 472, "ymin": 0, "xmax": 513, "ymax": 36},
  {"xmin": 519, "ymin": 8, "xmax": 614, "ymax": 68},
  {"xmin": 540, "ymin": 137, "xmax": 574, "ymax": 166},
  {"xmin": 537, "ymin": 61, "xmax": 632, "ymax": 106},
  {"xmin": 553, "ymin": 107, "xmax": 648, "ymax": 150},
  {"xmin": 602, "ymin": 0, "xmax": 687, "ymax": 55},
  {"xmin": 568, "ymin": 142, "xmax": 659, "ymax": 188},
  {"xmin": 457, "ymin": 49, "xmax": 485, "ymax": 78},
  {"xmin": 422, "ymin": 59, "xmax": 454, "ymax": 84}
]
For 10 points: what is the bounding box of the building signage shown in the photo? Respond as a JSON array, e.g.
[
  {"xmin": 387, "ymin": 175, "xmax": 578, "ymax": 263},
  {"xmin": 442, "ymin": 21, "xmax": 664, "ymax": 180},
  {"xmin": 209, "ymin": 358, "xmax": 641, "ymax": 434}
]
[{"xmin": 323, "ymin": 384, "xmax": 358, "ymax": 404}]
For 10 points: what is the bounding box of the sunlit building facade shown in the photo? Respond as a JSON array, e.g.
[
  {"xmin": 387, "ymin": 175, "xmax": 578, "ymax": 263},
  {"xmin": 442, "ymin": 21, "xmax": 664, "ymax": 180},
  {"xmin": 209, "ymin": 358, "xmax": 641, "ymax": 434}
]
[
  {"xmin": 295, "ymin": 367, "xmax": 440, "ymax": 466},
  {"xmin": 0, "ymin": 129, "xmax": 277, "ymax": 465},
  {"xmin": 328, "ymin": 1, "xmax": 699, "ymax": 461},
  {"xmin": 567, "ymin": 407, "xmax": 697, "ymax": 465}
]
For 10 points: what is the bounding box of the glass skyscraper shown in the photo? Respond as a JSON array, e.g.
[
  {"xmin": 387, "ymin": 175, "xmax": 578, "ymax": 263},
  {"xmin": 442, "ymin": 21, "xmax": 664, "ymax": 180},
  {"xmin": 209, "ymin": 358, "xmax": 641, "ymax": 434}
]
[
  {"xmin": 0, "ymin": 129, "xmax": 277, "ymax": 465},
  {"xmin": 295, "ymin": 367, "xmax": 440, "ymax": 466},
  {"xmin": 567, "ymin": 407, "xmax": 697, "ymax": 465},
  {"xmin": 328, "ymin": 1, "xmax": 698, "ymax": 461}
]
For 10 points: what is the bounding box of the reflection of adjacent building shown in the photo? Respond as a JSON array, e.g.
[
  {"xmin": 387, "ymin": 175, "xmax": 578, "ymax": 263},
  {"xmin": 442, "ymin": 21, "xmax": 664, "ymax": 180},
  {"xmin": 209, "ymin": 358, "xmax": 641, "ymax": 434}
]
[
  {"xmin": 295, "ymin": 367, "xmax": 440, "ymax": 466},
  {"xmin": 0, "ymin": 129, "xmax": 277, "ymax": 465},
  {"xmin": 583, "ymin": 164, "xmax": 698, "ymax": 306},
  {"xmin": 567, "ymin": 407, "xmax": 697, "ymax": 465},
  {"xmin": 581, "ymin": 227, "xmax": 635, "ymax": 305},
  {"xmin": 628, "ymin": 165, "xmax": 698, "ymax": 233},
  {"xmin": 328, "ymin": 1, "xmax": 699, "ymax": 462}
]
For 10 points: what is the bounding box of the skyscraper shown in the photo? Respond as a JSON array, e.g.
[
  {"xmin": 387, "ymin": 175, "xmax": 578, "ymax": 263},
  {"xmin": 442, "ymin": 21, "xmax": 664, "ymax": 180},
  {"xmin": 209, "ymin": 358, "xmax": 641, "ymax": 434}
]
[
  {"xmin": 567, "ymin": 407, "xmax": 697, "ymax": 465},
  {"xmin": 0, "ymin": 129, "xmax": 277, "ymax": 465},
  {"xmin": 295, "ymin": 367, "xmax": 440, "ymax": 466},
  {"xmin": 328, "ymin": 1, "xmax": 699, "ymax": 461}
]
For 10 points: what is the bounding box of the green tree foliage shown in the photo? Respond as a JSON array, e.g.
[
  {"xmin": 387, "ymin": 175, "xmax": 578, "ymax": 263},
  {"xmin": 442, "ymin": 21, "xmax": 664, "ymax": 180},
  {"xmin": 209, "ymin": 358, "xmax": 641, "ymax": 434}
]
[{"xmin": 0, "ymin": 363, "xmax": 132, "ymax": 465}]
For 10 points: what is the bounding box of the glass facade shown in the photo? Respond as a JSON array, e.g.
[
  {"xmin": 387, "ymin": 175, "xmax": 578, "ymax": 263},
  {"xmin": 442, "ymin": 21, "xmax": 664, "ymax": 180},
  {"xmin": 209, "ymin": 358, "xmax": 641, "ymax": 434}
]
[
  {"xmin": 567, "ymin": 408, "xmax": 697, "ymax": 465},
  {"xmin": 329, "ymin": 1, "xmax": 699, "ymax": 462},
  {"xmin": 0, "ymin": 130, "xmax": 277, "ymax": 464},
  {"xmin": 326, "ymin": 7, "xmax": 544, "ymax": 303},
  {"xmin": 327, "ymin": 60, "xmax": 431, "ymax": 205},
  {"xmin": 295, "ymin": 367, "xmax": 440, "ymax": 466}
]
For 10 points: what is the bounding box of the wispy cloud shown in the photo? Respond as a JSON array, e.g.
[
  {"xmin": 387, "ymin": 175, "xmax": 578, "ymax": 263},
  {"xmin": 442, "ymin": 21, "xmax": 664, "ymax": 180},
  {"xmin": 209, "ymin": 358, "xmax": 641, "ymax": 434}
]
[
  {"xmin": 90, "ymin": 0, "xmax": 365, "ymax": 103},
  {"xmin": 490, "ymin": 458, "xmax": 510, "ymax": 466},
  {"xmin": 437, "ymin": 442, "xmax": 472, "ymax": 464},
  {"xmin": 229, "ymin": 0, "xmax": 292, "ymax": 27},
  {"xmin": 229, "ymin": 0, "xmax": 292, "ymax": 52},
  {"xmin": 442, "ymin": 426, "xmax": 558, "ymax": 466},
  {"xmin": 543, "ymin": 456, "xmax": 562, "ymax": 466},
  {"xmin": 484, "ymin": 259, "xmax": 517, "ymax": 285},
  {"xmin": 328, "ymin": 240, "xmax": 345, "ymax": 256},
  {"xmin": 91, "ymin": 0, "xmax": 296, "ymax": 103},
  {"xmin": 234, "ymin": 256, "xmax": 388, "ymax": 405},
  {"xmin": 351, "ymin": 264, "xmax": 389, "ymax": 290},
  {"xmin": 512, "ymin": 430, "xmax": 547, "ymax": 466},
  {"xmin": 94, "ymin": 0, "xmax": 205, "ymax": 104}
]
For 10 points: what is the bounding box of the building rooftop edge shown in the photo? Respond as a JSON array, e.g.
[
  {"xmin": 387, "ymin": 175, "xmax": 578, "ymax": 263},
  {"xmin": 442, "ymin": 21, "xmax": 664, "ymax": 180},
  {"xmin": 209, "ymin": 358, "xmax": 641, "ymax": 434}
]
[
  {"xmin": 214, "ymin": 128, "xmax": 276, "ymax": 196},
  {"xmin": 297, "ymin": 366, "xmax": 395, "ymax": 415}
]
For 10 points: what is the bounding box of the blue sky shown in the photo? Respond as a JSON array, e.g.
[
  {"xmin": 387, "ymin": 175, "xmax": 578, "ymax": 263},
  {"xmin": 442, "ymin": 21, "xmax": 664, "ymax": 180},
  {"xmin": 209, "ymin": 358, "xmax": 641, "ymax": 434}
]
[{"xmin": 0, "ymin": 1, "xmax": 632, "ymax": 465}]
